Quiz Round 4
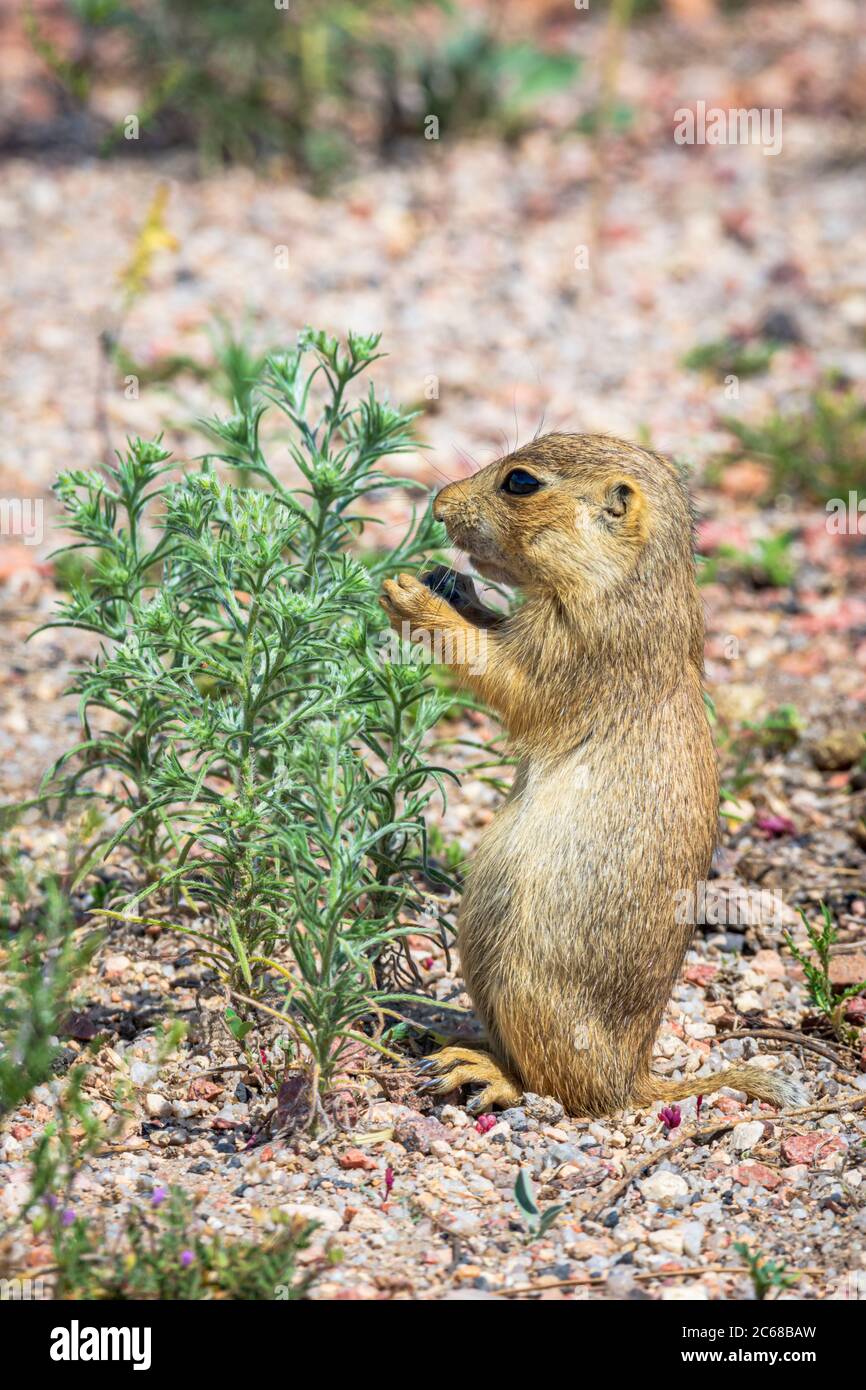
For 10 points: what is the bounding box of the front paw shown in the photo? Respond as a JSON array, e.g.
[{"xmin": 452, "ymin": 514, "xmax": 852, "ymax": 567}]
[{"xmin": 380, "ymin": 571, "xmax": 453, "ymax": 636}]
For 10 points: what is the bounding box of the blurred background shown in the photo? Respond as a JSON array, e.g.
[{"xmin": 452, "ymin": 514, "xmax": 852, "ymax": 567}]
[
  {"xmin": 2, "ymin": 0, "xmax": 864, "ymax": 485},
  {"xmin": 1, "ymin": 0, "xmax": 865, "ymax": 853}
]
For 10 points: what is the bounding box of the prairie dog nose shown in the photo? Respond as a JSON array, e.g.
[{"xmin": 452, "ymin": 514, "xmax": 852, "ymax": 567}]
[{"xmin": 433, "ymin": 482, "xmax": 459, "ymax": 521}]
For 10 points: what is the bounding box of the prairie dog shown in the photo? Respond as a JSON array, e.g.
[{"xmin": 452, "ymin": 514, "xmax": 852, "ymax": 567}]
[{"xmin": 380, "ymin": 433, "xmax": 806, "ymax": 1116}]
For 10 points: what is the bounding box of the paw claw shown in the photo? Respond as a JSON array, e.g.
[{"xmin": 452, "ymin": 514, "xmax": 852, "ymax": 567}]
[{"xmin": 416, "ymin": 1046, "xmax": 522, "ymax": 1110}]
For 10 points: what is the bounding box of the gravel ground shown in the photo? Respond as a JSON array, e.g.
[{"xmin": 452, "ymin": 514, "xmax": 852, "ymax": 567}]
[{"xmin": 1, "ymin": 1, "xmax": 866, "ymax": 1300}]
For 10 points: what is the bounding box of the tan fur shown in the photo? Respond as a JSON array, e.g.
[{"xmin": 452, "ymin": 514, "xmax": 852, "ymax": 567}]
[{"xmin": 380, "ymin": 433, "xmax": 806, "ymax": 1116}]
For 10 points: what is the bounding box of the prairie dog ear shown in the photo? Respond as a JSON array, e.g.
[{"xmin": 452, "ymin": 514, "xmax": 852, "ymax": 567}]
[{"xmin": 601, "ymin": 476, "xmax": 648, "ymax": 538}]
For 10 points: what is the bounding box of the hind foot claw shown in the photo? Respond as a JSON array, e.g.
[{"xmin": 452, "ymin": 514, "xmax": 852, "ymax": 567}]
[{"xmin": 419, "ymin": 1046, "xmax": 522, "ymax": 1112}]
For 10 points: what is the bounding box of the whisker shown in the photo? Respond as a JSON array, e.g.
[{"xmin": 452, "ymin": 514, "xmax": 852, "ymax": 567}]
[
  {"xmin": 450, "ymin": 443, "xmax": 486, "ymax": 477},
  {"xmin": 495, "ymin": 429, "xmax": 511, "ymax": 460},
  {"xmin": 419, "ymin": 456, "xmax": 460, "ymax": 488}
]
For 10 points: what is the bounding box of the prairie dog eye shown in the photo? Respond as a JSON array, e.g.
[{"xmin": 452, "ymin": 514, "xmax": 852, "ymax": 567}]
[{"xmin": 502, "ymin": 468, "xmax": 542, "ymax": 496}]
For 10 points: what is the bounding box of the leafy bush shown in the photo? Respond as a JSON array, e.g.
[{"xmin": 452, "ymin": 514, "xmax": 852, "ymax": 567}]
[{"xmin": 39, "ymin": 328, "xmax": 454, "ymax": 1103}]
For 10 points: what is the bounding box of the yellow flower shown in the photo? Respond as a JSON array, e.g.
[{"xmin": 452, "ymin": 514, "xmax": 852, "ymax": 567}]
[{"xmin": 118, "ymin": 184, "xmax": 179, "ymax": 301}]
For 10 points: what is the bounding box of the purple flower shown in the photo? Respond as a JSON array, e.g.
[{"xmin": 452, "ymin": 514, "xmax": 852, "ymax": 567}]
[
  {"xmin": 179, "ymin": 1249, "xmax": 194, "ymax": 1268},
  {"xmin": 384, "ymin": 1166, "xmax": 394, "ymax": 1197},
  {"xmin": 151, "ymin": 1187, "xmax": 167, "ymax": 1207},
  {"xmin": 755, "ymin": 814, "xmax": 796, "ymax": 839},
  {"xmin": 61, "ymin": 1208, "xmax": 76, "ymax": 1227},
  {"xmin": 44, "ymin": 1194, "xmax": 59, "ymax": 1211},
  {"xmin": 659, "ymin": 1105, "xmax": 682, "ymax": 1134}
]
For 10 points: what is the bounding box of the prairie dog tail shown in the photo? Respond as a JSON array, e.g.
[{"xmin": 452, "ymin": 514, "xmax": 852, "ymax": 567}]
[{"xmin": 635, "ymin": 1065, "xmax": 807, "ymax": 1110}]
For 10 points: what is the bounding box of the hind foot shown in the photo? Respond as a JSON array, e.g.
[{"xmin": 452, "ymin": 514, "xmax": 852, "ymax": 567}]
[{"xmin": 419, "ymin": 1046, "xmax": 522, "ymax": 1113}]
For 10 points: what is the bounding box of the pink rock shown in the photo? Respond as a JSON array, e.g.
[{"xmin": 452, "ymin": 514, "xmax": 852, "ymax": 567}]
[
  {"xmin": 715, "ymin": 1097, "xmax": 745, "ymax": 1117},
  {"xmin": 751, "ymin": 950, "xmax": 786, "ymax": 981},
  {"xmin": 829, "ymin": 953, "xmax": 866, "ymax": 988},
  {"xmin": 684, "ymin": 963, "xmax": 717, "ymax": 986},
  {"xmin": 717, "ymin": 460, "xmax": 771, "ymax": 502},
  {"xmin": 780, "ymin": 1132, "xmax": 846, "ymax": 1165},
  {"xmin": 339, "ymin": 1148, "xmax": 378, "ymax": 1172},
  {"xmin": 731, "ymin": 1162, "xmax": 782, "ymax": 1190}
]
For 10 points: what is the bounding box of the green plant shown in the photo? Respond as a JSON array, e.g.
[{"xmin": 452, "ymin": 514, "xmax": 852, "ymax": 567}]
[
  {"xmin": 734, "ymin": 1242, "xmax": 799, "ymax": 1300},
  {"xmin": 0, "ymin": 864, "xmax": 106, "ymax": 1257},
  {"xmin": 426, "ymin": 822, "xmax": 466, "ymax": 873},
  {"xmin": 745, "ymin": 704, "xmax": 804, "ymax": 754},
  {"xmin": 683, "ymin": 336, "xmax": 777, "ymax": 378},
  {"xmin": 785, "ymin": 903, "xmax": 866, "ymax": 1047},
  {"xmin": 37, "ymin": 328, "xmax": 459, "ymax": 1111},
  {"xmin": 38, "ymin": 1187, "xmax": 327, "ymax": 1300},
  {"xmin": 718, "ymin": 378, "xmax": 866, "ymax": 503},
  {"xmin": 699, "ymin": 532, "xmax": 796, "ymax": 589},
  {"xmin": 0, "ymin": 870, "xmax": 100, "ymax": 1121},
  {"xmin": 512, "ymin": 1169, "xmax": 566, "ymax": 1242},
  {"xmin": 716, "ymin": 704, "xmax": 803, "ymax": 803},
  {"xmin": 403, "ymin": 26, "xmax": 580, "ymax": 140},
  {"xmin": 23, "ymin": 0, "xmax": 95, "ymax": 103}
]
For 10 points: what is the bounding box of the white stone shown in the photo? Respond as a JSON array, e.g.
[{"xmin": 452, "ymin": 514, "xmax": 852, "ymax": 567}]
[
  {"xmin": 731, "ymin": 1121, "xmax": 764, "ymax": 1153},
  {"xmin": 734, "ymin": 990, "xmax": 763, "ymax": 1013},
  {"xmin": 681, "ymin": 1221, "xmax": 706, "ymax": 1258},
  {"xmin": 686, "ymin": 1022, "xmax": 717, "ymax": 1040},
  {"xmin": 279, "ymin": 1203, "xmax": 343, "ymax": 1232},
  {"xmin": 640, "ymin": 1170, "xmax": 689, "ymax": 1204},
  {"xmin": 129, "ymin": 1061, "xmax": 159, "ymax": 1086},
  {"xmin": 103, "ymin": 954, "xmax": 131, "ymax": 979},
  {"xmin": 649, "ymin": 1227, "xmax": 685, "ymax": 1256}
]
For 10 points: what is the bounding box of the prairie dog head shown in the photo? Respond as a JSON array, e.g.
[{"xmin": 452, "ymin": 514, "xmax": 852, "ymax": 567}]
[{"xmin": 433, "ymin": 432, "xmax": 695, "ymax": 601}]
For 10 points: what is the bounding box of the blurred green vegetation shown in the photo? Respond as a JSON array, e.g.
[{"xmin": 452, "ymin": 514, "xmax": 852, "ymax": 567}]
[
  {"xmin": 28, "ymin": 1, "xmax": 581, "ymax": 178},
  {"xmin": 714, "ymin": 378, "xmax": 866, "ymax": 504},
  {"xmin": 698, "ymin": 531, "xmax": 796, "ymax": 590},
  {"xmin": 683, "ymin": 336, "xmax": 778, "ymax": 379}
]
